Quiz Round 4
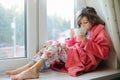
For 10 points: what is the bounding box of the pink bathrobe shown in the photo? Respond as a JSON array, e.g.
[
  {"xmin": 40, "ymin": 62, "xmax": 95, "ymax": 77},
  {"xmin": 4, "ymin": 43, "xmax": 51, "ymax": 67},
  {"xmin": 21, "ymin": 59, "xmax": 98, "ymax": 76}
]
[{"xmin": 50, "ymin": 24, "xmax": 110, "ymax": 76}]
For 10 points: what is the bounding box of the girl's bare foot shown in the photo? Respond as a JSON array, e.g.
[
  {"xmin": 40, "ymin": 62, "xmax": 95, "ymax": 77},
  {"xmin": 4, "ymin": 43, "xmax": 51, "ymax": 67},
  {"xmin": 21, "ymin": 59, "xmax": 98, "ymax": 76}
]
[{"xmin": 10, "ymin": 68, "xmax": 39, "ymax": 80}]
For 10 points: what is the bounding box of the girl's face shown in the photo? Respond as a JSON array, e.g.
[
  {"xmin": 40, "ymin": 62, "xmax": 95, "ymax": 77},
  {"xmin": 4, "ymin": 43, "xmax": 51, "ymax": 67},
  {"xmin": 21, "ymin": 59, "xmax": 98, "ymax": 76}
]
[{"xmin": 79, "ymin": 16, "xmax": 93, "ymax": 32}]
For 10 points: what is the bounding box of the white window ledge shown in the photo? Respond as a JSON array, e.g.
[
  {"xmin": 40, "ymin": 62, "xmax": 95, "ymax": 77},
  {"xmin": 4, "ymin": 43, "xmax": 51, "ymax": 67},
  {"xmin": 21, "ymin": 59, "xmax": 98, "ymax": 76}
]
[
  {"xmin": 39, "ymin": 67, "xmax": 120, "ymax": 80},
  {"xmin": 0, "ymin": 67, "xmax": 120, "ymax": 80}
]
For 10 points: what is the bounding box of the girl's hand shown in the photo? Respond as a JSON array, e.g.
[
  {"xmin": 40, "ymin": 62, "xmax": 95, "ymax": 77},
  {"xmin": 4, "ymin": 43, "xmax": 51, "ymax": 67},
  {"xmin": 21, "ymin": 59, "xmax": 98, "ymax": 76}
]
[
  {"xmin": 76, "ymin": 32, "xmax": 88, "ymax": 43},
  {"xmin": 70, "ymin": 28, "xmax": 74, "ymax": 38}
]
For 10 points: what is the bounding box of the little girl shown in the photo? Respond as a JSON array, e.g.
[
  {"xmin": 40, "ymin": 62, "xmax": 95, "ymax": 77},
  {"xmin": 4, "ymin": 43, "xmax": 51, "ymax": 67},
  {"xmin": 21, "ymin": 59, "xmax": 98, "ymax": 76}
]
[{"xmin": 6, "ymin": 6, "xmax": 110, "ymax": 80}]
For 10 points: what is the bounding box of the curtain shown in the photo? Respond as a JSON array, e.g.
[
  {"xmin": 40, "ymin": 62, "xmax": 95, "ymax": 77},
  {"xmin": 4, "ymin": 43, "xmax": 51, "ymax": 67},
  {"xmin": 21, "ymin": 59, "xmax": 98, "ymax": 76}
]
[
  {"xmin": 114, "ymin": 0, "xmax": 120, "ymax": 35},
  {"xmin": 98, "ymin": 0, "xmax": 120, "ymax": 68}
]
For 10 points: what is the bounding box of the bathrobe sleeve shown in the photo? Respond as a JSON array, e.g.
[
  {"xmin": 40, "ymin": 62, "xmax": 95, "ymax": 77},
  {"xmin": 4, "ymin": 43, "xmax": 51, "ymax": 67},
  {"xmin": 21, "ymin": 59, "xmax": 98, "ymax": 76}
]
[{"xmin": 84, "ymin": 29, "xmax": 110, "ymax": 60}]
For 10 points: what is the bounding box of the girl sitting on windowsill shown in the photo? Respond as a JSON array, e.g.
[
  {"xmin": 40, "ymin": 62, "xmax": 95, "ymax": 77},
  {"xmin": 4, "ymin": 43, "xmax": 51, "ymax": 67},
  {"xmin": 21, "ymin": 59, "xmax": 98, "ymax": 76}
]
[{"xmin": 6, "ymin": 6, "xmax": 110, "ymax": 80}]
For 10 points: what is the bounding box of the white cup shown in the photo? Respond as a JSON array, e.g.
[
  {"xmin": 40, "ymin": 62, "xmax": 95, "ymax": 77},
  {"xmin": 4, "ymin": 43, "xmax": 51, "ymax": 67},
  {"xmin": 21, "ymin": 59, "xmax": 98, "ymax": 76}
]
[{"xmin": 74, "ymin": 28, "xmax": 86, "ymax": 37}]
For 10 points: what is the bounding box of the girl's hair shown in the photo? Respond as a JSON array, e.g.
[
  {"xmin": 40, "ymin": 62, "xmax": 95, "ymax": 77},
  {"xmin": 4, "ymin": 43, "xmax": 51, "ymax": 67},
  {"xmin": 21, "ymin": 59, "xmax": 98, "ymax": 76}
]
[
  {"xmin": 81, "ymin": 6, "xmax": 97, "ymax": 15},
  {"xmin": 76, "ymin": 6, "xmax": 105, "ymax": 28}
]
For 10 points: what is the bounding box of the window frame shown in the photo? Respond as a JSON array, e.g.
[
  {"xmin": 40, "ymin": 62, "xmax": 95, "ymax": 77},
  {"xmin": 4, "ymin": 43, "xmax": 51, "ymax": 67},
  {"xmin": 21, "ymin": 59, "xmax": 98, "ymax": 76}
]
[
  {"xmin": 0, "ymin": 0, "xmax": 39, "ymax": 74},
  {"xmin": 38, "ymin": 0, "xmax": 78, "ymax": 46}
]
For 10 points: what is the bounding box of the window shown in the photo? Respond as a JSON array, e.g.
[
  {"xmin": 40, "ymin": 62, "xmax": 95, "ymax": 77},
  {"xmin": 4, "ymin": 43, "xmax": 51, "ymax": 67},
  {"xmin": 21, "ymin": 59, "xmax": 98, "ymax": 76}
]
[
  {"xmin": 47, "ymin": 0, "xmax": 75, "ymax": 40},
  {"xmin": 0, "ymin": 0, "xmax": 26, "ymax": 59},
  {"xmin": 0, "ymin": 0, "xmax": 38, "ymax": 73}
]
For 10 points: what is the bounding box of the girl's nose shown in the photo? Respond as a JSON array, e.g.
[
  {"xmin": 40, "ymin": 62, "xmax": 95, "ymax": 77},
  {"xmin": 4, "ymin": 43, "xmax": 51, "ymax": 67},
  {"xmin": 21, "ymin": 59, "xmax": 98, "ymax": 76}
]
[
  {"xmin": 81, "ymin": 26, "xmax": 84, "ymax": 28},
  {"xmin": 80, "ymin": 24, "xmax": 84, "ymax": 28}
]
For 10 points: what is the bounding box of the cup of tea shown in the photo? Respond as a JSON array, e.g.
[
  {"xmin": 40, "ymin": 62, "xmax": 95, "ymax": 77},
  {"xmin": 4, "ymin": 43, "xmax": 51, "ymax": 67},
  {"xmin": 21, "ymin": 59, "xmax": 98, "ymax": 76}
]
[{"xmin": 74, "ymin": 28, "xmax": 86, "ymax": 37}]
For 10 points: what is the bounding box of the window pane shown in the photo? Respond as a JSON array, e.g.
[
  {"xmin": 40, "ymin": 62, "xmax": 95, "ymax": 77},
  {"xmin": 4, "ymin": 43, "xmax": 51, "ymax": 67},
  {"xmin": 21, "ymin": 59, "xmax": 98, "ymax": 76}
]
[
  {"xmin": 47, "ymin": 0, "xmax": 74, "ymax": 40},
  {"xmin": 0, "ymin": 0, "xmax": 26, "ymax": 59}
]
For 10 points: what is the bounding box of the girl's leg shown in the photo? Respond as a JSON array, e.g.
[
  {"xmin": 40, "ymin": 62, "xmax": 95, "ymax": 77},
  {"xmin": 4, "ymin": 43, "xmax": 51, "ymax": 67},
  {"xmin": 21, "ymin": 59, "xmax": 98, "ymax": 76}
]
[
  {"xmin": 10, "ymin": 59, "xmax": 44, "ymax": 80},
  {"xmin": 10, "ymin": 42, "xmax": 59, "ymax": 80},
  {"xmin": 6, "ymin": 62, "xmax": 35, "ymax": 75},
  {"xmin": 6, "ymin": 50, "xmax": 42, "ymax": 76}
]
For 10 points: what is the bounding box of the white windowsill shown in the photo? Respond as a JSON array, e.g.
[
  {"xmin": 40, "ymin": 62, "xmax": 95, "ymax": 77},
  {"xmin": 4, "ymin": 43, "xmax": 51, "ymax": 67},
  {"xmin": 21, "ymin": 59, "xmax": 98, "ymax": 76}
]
[{"xmin": 0, "ymin": 67, "xmax": 120, "ymax": 80}]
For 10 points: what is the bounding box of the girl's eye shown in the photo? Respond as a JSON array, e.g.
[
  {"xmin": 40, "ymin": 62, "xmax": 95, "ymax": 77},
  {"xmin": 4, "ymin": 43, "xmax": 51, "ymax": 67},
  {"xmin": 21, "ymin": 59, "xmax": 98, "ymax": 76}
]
[{"xmin": 84, "ymin": 22, "xmax": 88, "ymax": 24}]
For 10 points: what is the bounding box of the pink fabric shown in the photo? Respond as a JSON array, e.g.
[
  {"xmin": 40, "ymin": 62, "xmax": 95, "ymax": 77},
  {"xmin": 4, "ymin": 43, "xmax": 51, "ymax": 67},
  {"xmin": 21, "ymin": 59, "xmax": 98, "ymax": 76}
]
[{"xmin": 51, "ymin": 24, "xmax": 110, "ymax": 77}]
